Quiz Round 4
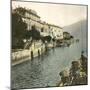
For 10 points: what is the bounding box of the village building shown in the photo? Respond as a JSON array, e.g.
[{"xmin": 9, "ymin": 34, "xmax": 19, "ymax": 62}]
[
  {"xmin": 16, "ymin": 8, "xmax": 50, "ymax": 37},
  {"xmin": 13, "ymin": 7, "xmax": 63, "ymax": 39},
  {"xmin": 48, "ymin": 24, "xmax": 63, "ymax": 40}
]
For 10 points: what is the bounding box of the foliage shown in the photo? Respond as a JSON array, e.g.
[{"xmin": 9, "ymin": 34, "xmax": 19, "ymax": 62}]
[
  {"xmin": 30, "ymin": 25, "xmax": 41, "ymax": 40},
  {"xmin": 12, "ymin": 12, "xmax": 27, "ymax": 49},
  {"xmin": 52, "ymin": 38, "xmax": 55, "ymax": 42},
  {"xmin": 44, "ymin": 35, "xmax": 52, "ymax": 42},
  {"xmin": 63, "ymin": 31, "xmax": 74, "ymax": 40},
  {"xmin": 14, "ymin": 7, "xmax": 27, "ymax": 16}
]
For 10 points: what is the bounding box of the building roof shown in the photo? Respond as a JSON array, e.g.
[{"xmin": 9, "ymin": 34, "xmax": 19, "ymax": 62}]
[
  {"xmin": 48, "ymin": 23, "xmax": 62, "ymax": 29},
  {"xmin": 13, "ymin": 7, "xmax": 63, "ymax": 30},
  {"xmin": 26, "ymin": 9, "xmax": 40, "ymax": 18}
]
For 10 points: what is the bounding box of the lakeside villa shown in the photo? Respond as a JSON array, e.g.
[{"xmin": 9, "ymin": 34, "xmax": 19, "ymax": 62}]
[{"xmin": 12, "ymin": 7, "xmax": 63, "ymax": 40}]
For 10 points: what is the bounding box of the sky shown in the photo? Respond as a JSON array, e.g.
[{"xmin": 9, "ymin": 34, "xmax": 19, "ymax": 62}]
[{"xmin": 12, "ymin": 1, "xmax": 87, "ymax": 27}]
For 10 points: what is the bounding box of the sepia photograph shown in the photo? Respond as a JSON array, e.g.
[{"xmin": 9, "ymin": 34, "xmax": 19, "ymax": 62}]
[{"xmin": 11, "ymin": 0, "xmax": 88, "ymax": 89}]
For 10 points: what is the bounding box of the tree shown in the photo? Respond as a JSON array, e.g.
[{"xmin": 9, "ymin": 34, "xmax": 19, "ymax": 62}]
[
  {"xmin": 63, "ymin": 32, "xmax": 71, "ymax": 40},
  {"xmin": 41, "ymin": 36, "xmax": 45, "ymax": 43},
  {"xmin": 30, "ymin": 25, "xmax": 41, "ymax": 40},
  {"xmin": 52, "ymin": 38, "xmax": 55, "ymax": 42},
  {"xmin": 70, "ymin": 35, "xmax": 74, "ymax": 39},
  {"xmin": 14, "ymin": 7, "xmax": 26, "ymax": 16},
  {"xmin": 12, "ymin": 12, "xmax": 27, "ymax": 49},
  {"xmin": 44, "ymin": 35, "xmax": 52, "ymax": 42},
  {"xmin": 24, "ymin": 30, "xmax": 32, "ymax": 39}
]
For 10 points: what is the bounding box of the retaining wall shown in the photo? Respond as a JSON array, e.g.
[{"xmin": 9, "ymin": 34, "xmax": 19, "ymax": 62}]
[{"xmin": 12, "ymin": 44, "xmax": 45, "ymax": 66}]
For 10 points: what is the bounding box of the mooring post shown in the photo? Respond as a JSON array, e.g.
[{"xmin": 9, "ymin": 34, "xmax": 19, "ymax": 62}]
[{"xmin": 31, "ymin": 50, "xmax": 33, "ymax": 60}]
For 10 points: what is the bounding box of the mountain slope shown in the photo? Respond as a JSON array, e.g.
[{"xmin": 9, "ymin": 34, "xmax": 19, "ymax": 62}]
[
  {"xmin": 63, "ymin": 19, "xmax": 88, "ymax": 56},
  {"xmin": 63, "ymin": 20, "xmax": 88, "ymax": 39}
]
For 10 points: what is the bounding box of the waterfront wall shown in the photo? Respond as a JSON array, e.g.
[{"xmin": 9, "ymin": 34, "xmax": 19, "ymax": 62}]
[{"xmin": 12, "ymin": 44, "xmax": 45, "ymax": 66}]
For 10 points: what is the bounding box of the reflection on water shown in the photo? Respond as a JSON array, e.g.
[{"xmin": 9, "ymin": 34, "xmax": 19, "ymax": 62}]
[{"xmin": 12, "ymin": 40, "xmax": 87, "ymax": 89}]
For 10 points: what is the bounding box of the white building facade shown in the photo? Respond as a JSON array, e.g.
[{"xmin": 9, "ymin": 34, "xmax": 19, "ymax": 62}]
[
  {"xmin": 13, "ymin": 7, "xmax": 63, "ymax": 39},
  {"xmin": 48, "ymin": 24, "xmax": 63, "ymax": 40},
  {"xmin": 21, "ymin": 9, "xmax": 49, "ymax": 37}
]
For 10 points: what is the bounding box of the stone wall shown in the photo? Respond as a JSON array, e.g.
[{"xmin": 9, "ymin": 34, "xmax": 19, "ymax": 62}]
[{"xmin": 12, "ymin": 44, "xmax": 45, "ymax": 66}]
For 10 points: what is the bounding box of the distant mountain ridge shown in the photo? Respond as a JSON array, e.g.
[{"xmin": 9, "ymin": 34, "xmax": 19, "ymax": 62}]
[
  {"xmin": 63, "ymin": 19, "xmax": 88, "ymax": 39},
  {"xmin": 63, "ymin": 19, "xmax": 88, "ymax": 56}
]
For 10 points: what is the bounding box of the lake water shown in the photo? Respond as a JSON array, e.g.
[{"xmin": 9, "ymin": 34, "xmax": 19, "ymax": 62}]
[{"xmin": 12, "ymin": 39, "xmax": 87, "ymax": 89}]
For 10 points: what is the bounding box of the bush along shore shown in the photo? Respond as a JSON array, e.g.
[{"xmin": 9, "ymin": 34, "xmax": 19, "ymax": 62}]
[{"xmin": 58, "ymin": 51, "xmax": 88, "ymax": 87}]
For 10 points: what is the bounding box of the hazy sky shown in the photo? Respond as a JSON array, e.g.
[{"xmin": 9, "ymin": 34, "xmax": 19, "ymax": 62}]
[{"xmin": 12, "ymin": 1, "xmax": 87, "ymax": 27}]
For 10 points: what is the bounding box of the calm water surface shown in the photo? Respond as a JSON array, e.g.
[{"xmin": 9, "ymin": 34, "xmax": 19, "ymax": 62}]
[{"xmin": 12, "ymin": 41, "xmax": 85, "ymax": 89}]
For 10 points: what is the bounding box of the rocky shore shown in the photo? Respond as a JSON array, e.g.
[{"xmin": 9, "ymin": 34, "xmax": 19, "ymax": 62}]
[{"xmin": 58, "ymin": 52, "xmax": 87, "ymax": 87}]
